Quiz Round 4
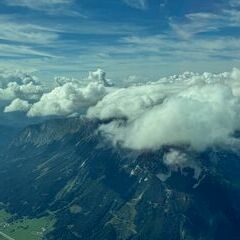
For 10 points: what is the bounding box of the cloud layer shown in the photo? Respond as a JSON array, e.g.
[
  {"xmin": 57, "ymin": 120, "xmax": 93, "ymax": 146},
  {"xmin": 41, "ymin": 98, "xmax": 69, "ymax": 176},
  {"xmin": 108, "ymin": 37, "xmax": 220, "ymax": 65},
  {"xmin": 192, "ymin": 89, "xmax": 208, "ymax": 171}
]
[
  {"xmin": 2, "ymin": 67, "xmax": 240, "ymax": 152},
  {"xmin": 89, "ymin": 68, "xmax": 240, "ymax": 151},
  {"xmin": 0, "ymin": 69, "xmax": 112, "ymax": 116},
  {"xmin": 97, "ymin": 84, "xmax": 239, "ymax": 151}
]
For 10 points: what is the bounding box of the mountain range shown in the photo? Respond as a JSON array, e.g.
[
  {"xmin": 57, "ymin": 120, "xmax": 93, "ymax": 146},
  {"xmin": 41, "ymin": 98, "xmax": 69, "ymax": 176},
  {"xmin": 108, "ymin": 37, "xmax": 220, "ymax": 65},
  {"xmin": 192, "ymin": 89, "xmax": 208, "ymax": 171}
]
[{"xmin": 0, "ymin": 117, "xmax": 239, "ymax": 240}]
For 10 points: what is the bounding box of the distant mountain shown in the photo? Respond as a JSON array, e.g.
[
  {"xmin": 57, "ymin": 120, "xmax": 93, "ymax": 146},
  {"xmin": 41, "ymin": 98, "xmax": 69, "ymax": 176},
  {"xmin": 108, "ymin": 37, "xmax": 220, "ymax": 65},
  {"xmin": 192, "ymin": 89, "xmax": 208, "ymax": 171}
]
[{"xmin": 0, "ymin": 117, "xmax": 239, "ymax": 240}]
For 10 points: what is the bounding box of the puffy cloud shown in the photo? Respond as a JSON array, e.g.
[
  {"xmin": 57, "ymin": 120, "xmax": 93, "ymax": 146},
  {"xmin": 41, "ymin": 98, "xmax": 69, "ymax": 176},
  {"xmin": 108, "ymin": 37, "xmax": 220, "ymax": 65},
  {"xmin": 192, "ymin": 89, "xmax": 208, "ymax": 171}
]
[
  {"xmin": 27, "ymin": 82, "xmax": 107, "ymax": 117},
  {"xmin": 27, "ymin": 69, "xmax": 113, "ymax": 117},
  {"xmin": 89, "ymin": 68, "xmax": 240, "ymax": 151},
  {"xmin": 88, "ymin": 69, "xmax": 239, "ymax": 122},
  {"xmin": 54, "ymin": 69, "xmax": 113, "ymax": 87},
  {"xmin": 88, "ymin": 68, "xmax": 113, "ymax": 87},
  {"xmin": 0, "ymin": 68, "xmax": 114, "ymax": 118},
  {"xmin": 54, "ymin": 76, "xmax": 80, "ymax": 86},
  {"xmin": 4, "ymin": 98, "xmax": 32, "ymax": 112},
  {"xmin": 2, "ymin": 67, "xmax": 240, "ymax": 153},
  {"xmin": 163, "ymin": 150, "xmax": 188, "ymax": 166},
  {"xmin": 0, "ymin": 69, "xmax": 43, "ymax": 102},
  {"xmin": 87, "ymin": 83, "xmax": 178, "ymax": 121},
  {"xmin": 0, "ymin": 81, "xmax": 44, "ymax": 101},
  {"xmin": 0, "ymin": 69, "xmax": 38, "ymax": 87},
  {"xmin": 163, "ymin": 149, "xmax": 202, "ymax": 179}
]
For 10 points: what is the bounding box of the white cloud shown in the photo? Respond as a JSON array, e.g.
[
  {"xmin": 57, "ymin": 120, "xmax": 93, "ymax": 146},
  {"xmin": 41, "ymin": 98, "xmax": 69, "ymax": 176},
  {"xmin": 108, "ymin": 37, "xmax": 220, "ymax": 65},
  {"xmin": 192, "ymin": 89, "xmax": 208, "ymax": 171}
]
[
  {"xmin": 0, "ymin": 68, "xmax": 116, "ymax": 117},
  {"xmin": 89, "ymin": 68, "xmax": 240, "ymax": 151},
  {"xmin": 87, "ymin": 69, "xmax": 113, "ymax": 87},
  {"xmin": 0, "ymin": 69, "xmax": 38, "ymax": 87},
  {"xmin": 120, "ymin": 34, "xmax": 240, "ymax": 62},
  {"xmin": 4, "ymin": 0, "xmax": 74, "ymax": 12},
  {"xmin": 170, "ymin": 13, "xmax": 220, "ymax": 39},
  {"xmin": 27, "ymin": 81, "xmax": 107, "ymax": 117},
  {"xmin": 0, "ymin": 69, "xmax": 44, "ymax": 101},
  {"xmin": 224, "ymin": 9, "xmax": 240, "ymax": 27},
  {"xmin": 3, "ymin": 0, "xmax": 83, "ymax": 17},
  {"xmin": 0, "ymin": 43, "xmax": 55, "ymax": 58},
  {"xmin": 163, "ymin": 149, "xmax": 202, "ymax": 179},
  {"xmin": 0, "ymin": 16, "xmax": 58, "ymax": 61},
  {"xmin": 0, "ymin": 17, "xmax": 59, "ymax": 44},
  {"xmin": 4, "ymin": 98, "xmax": 32, "ymax": 112},
  {"xmin": 87, "ymin": 83, "xmax": 181, "ymax": 121},
  {"xmin": 0, "ymin": 81, "xmax": 44, "ymax": 101},
  {"xmin": 27, "ymin": 69, "xmax": 113, "ymax": 117},
  {"xmin": 123, "ymin": 0, "xmax": 147, "ymax": 10},
  {"xmin": 2, "ymin": 67, "xmax": 240, "ymax": 153},
  {"xmin": 8, "ymin": 0, "xmax": 72, "ymax": 6},
  {"xmin": 170, "ymin": 9, "xmax": 240, "ymax": 39},
  {"xmin": 163, "ymin": 149, "xmax": 188, "ymax": 166},
  {"xmin": 54, "ymin": 76, "xmax": 81, "ymax": 86}
]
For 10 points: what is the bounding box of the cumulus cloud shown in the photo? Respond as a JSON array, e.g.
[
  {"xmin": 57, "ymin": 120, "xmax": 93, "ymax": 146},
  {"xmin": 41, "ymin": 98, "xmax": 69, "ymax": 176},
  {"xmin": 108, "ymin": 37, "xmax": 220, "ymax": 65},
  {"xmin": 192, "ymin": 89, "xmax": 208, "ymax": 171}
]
[
  {"xmin": 0, "ymin": 68, "xmax": 114, "ymax": 117},
  {"xmin": 163, "ymin": 149, "xmax": 202, "ymax": 179},
  {"xmin": 27, "ymin": 69, "xmax": 113, "ymax": 117},
  {"xmin": 88, "ymin": 69, "xmax": 240, "ymax": 121},
  {"xmin": 163, "ymin": 149, "xmax": 188, "ymax": 166},
  {"xmin": 0, "ymin": 69, "xmax": 38, "ymax": 87},
  {"xmin": 88, "ymin": 68, "xmax": 240, "ymax": 151},
  {"xmin": 88, "ymin": 68, "xmax": 113, "ymax": 87},
  {"xmin": 4, "ymin": 98, "xmax": 32, "ymax": 112},
  {"xmin": 2, "ymin": 67, "xmax": 240, "ymax": 152},
  {"xmin": 87, "ymin": 84, "xmax": 175, "ymax": 121},
  {"xmin": 54, "ymin": 69, "xmax": 113, "ymax": 87},
  {"xmin": 54, "ymin": 76, "xmax": 80, "ymax": 86},
  {"xmin": 0, "ymin": 69, "xmax": 45, "ymax": 118},
  {"xmin": 0, "ymin": 81, "xmax": 44, "ymax": 101},
  {"xmin": 27, "ymin": 81, "xmax": 107, "ymax": 117}
]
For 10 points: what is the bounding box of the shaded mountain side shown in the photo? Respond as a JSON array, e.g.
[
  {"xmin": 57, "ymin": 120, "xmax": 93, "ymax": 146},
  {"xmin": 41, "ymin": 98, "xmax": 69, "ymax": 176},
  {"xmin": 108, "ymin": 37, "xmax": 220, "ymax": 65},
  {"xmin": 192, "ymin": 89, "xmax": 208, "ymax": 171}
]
[
  {"xmin": 0, "ymin": 124, "xmax": 20, "ymax": 148},
  {"xmin": 0, "ymin": 117, "xmax": 239, "ymax": 240}
]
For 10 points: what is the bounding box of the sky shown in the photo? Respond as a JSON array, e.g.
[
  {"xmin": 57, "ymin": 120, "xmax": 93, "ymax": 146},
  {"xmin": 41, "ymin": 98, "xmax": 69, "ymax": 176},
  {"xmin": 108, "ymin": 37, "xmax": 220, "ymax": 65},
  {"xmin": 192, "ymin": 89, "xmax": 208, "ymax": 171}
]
[{"xmin": 0, "ymin": 0, "xmax": 240, "ymax": 81}]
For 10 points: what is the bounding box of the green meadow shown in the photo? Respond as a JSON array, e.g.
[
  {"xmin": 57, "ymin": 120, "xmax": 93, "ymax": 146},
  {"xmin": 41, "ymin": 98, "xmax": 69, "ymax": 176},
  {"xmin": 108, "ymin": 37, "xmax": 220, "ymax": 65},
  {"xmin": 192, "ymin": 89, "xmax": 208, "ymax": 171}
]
[{"xmin": 0, "ymin": 210, "xmax": 55, "ymax": 240}]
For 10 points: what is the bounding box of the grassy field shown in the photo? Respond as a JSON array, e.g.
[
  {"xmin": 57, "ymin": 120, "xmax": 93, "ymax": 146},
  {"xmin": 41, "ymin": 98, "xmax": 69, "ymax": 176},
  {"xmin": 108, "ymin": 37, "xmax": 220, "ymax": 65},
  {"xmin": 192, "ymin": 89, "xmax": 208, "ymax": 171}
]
[{"xmin": 0, "ymin": 210, "xmax": 55, "ymax": 240}]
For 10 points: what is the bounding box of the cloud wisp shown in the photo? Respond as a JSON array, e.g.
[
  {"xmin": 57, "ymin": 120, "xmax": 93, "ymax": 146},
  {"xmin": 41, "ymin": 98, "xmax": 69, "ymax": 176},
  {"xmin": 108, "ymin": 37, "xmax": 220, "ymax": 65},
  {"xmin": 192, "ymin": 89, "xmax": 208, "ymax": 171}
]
[
  {"xmin": 170, "ymin": 7, "xmax": 240, "ymax": 39},
  {"xmin": 3, "ymin": 0, "xmax": 77, "ymax": 15},
  {"xmin": 123, "ymin": 0, "xmax": 148, "ymax": 10},
  {"xmin": 0, "ymin": 17, "xmax": 59, "ymax": 44}
]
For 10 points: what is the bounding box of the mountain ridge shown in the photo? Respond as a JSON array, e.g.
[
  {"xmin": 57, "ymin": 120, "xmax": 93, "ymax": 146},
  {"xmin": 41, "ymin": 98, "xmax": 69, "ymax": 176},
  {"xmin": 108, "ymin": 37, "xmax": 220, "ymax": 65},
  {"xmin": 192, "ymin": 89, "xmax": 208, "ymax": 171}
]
[{"xmin": 0, "ymin": 117, "xmax": 239, "ymax": 240}]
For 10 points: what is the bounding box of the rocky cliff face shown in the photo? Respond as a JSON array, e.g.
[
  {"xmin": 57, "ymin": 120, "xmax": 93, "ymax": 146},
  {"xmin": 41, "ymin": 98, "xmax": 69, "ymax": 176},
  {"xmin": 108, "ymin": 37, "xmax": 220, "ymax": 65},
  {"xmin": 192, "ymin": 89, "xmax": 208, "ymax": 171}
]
[{"xmin": 0, "ymin": 117, "xmax": 239, "ymax": 240}]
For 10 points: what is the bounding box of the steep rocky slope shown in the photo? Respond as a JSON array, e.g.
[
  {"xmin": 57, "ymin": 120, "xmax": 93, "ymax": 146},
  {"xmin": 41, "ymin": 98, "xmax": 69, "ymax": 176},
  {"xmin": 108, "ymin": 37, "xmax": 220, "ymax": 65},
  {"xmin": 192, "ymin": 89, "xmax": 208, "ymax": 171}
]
[{"xmin": 0, "ymin": 117, "xmax": 239, "ymax": 240}]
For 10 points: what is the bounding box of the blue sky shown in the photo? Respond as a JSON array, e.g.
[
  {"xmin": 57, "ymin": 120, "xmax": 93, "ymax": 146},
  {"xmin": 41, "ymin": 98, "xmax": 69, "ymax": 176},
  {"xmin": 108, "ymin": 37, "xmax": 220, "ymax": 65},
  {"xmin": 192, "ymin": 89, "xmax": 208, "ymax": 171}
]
[{"xmin": 0, "ymin": 0, "xmax": 240, "ymax": 81}]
